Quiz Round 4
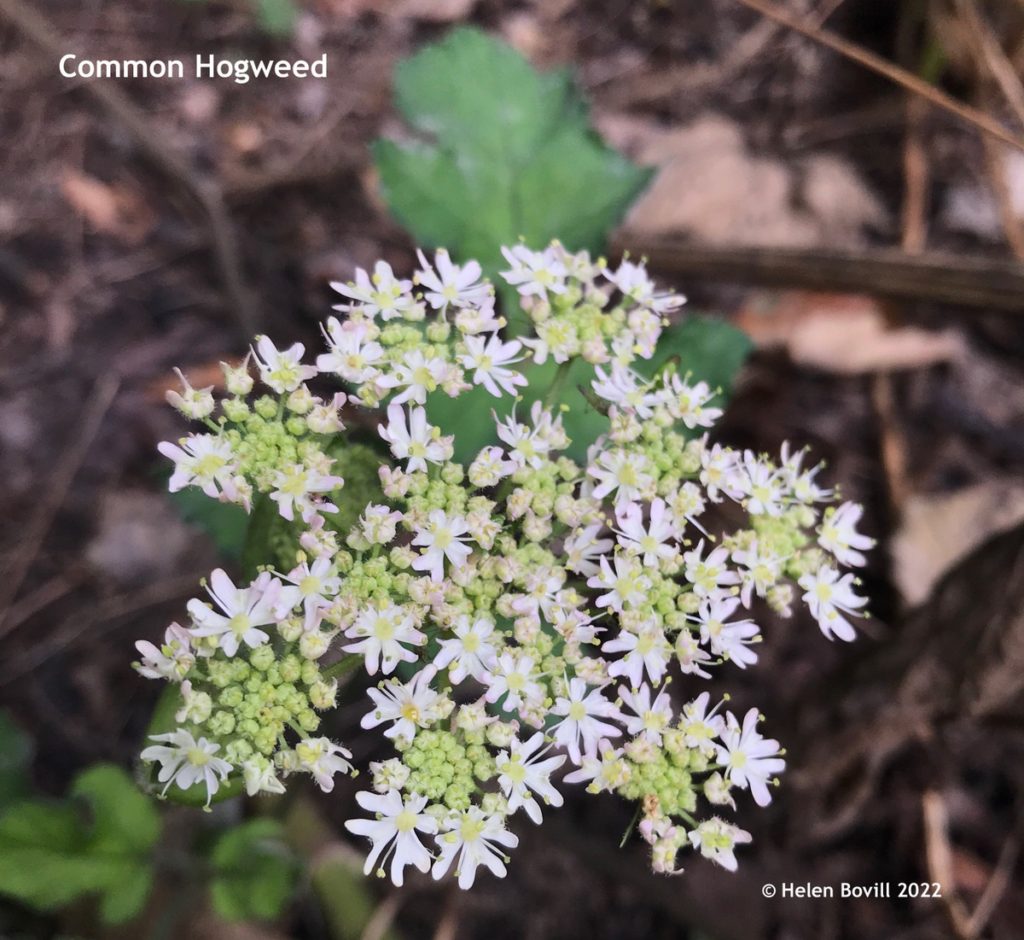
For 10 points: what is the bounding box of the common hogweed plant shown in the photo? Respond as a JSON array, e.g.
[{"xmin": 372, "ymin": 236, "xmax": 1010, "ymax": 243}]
[{"xmin": 137, "ymin": 241, "xmax": 873, "ymax": 888}]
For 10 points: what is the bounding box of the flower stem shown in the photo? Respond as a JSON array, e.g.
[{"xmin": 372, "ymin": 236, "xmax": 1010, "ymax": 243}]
[
  {"xmin": 620, "ymin": 803, "xmax": 643, "ymax": 848},
  {"xmin": 543, "ymin": 360, "xmax": 573, "ymax": 412},
  {"xmin": 322, "ymin": 653, "xmax": 362, "ymax": 680}
]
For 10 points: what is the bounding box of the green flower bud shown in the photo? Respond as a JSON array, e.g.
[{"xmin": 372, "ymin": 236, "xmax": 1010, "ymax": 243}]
[
  {"xmin": 208, "ymin": 710, "xmax": 236, "ymax": 736},
  {"xmin": 250, "ymin": 645, "xmax": 275, "ymax": 672},
  {"xmin": 254, "ymin": 396, "xmax": 279, "ymax": 420},
  {"xmin": 219, "ymin": 685, "xmax": 244, "ymax": 708},
  {"xmin": 297, "ymin": 709, "xmax": 320, "ymax": 732}
]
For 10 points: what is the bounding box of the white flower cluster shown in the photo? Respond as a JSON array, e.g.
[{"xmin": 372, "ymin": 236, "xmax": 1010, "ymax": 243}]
[{"xmin": 138, "ymin": 242, "xmax": 873, "ymax": 888}]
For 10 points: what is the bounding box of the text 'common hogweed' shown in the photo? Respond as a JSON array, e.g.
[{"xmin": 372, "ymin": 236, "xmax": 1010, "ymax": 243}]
[{"xmin": 138, "ymin": 241, "xmax": 873, "ymax": 887}]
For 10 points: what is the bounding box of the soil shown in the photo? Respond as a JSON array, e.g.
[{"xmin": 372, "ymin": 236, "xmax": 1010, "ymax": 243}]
[{"xmin": 2, "ymin": 1, "xmax": 1024, "ymax": 938}]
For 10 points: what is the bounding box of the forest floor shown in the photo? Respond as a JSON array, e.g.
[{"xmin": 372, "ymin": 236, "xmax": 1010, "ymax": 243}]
[{"xmin": 2, "ymin": 0, "xmax": 1024, "ymax": 937}]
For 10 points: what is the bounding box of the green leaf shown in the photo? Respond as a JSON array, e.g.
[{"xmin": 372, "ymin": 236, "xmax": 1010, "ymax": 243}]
[
  {"xmin": 241, "ymin": 494, "xmax": 287, "ymax": 580},
  {"xmin": 429, "ymin": 317, "xmax": 752, "ymax": 464},
  {"xmin": 0, "ymin": 711, "xmax": 33, "ymax": 810},
  {"xmin": 72, "ymin": 764, "xmax": 160, "ymax": 856},
  {"xmin": 427, "ymin": 357, "xmax": 606, "ymax": 465},
  {"xmin": 170, "ymin": 487, "xmax": 248, "ymax": 561},
  {"xmin": 637, "ymin": 316, "xmax": 754, "ymax": 397},
  {"xmin": 0, "ymin": 801, "xmax": 95, "ymax": 910},
  {"xmin": 251, "ymin": 0, "xmax": 297, "ymax": 35},
  {"xmin": 322, "ymin": 439, "xmax": 388, "ymax": 540},
  {"xmin": 374, "ymin": 27, "xmax": 650, "ymax": 276},
  {"xmin": 210, "ymin": 819, "xmax": 297, "ymax": 921},
  {"xmin": 0, "ymin": 764, "xmax": 160, "ymax": 924}
]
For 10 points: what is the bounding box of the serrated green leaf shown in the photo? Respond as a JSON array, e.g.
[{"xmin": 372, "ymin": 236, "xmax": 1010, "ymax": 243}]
[
  {"xmin": 393, "ymin": 29, "xmax": 583, "ymax": 163},
  {"xmin": 170, "ymin": 487, "xmax": 248, "ymax": 561},
  {"xmin": 0, "ymin": 765, "xmax": 159, "ymax": 924},
  {"xmin": 72, "ymin": 764, "xmax": 160, "ymax": 855},
  {"xmin": 0, "ymin": 711, "xmax": 33, "ymax": 810},
  {"xmin": 211, "ymin": 819, "xmax": 296, "ymax": 921},
  {"xmin": 375, "ymin": 27, "xmax": 650, "ymax": 277},
  {"xmin": 0, "ymin": 801, "xmax": 93, "ymax": 910}
]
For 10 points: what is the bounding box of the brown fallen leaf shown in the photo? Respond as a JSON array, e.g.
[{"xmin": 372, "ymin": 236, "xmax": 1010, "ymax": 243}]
[
  {"xmin": 600, "ymin": 112, "xmax": 886, "ymax": 249},
  {"xmin": 734, "ymin": 291, "xmax": 962, "ymax": 373},
  {"xmin": 892, "ymin": 482, "xmax": 1024, "ymax": 607},
  {"xmin": 226, "ymin": 122, "xmax": 265, "ymax": 157},
  {"xmin": 60, "ymin": 171, "xmax": 154, "ymax": 244},
  {"xmin": 401, "ymin": 0, "xmax": 477, "ymax": 21}
]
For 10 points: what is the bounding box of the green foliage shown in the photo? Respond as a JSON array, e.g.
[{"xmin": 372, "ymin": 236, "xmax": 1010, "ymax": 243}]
[
  {"xmin": 252, "ymin": 0, "xmax": 297, "ymax": 35},
  {"xmin": 637, "ymin": 316, "xmax": 754, "ymax": 396},
  {"xmin": 0, "ymin": 711, "xmax": 32, "ymax": 810},
  {"xmin": 171, "ymin": 487, "xmax": 248, "ymax": 561},
  {"xmin": 0, "ymin": 764, "xmax": 160, "ymax": 924},
  {"xmin": 210, "ymin": 819, "xmax": 297, "ymax": 921},
  {"xmin": 322, "ymin": 439, "xmax": 388, "ymax": 538},
  {"xmin": 374, "ymin": 27, "xmax": 650, "ymax": 277},
  {"xmin": 182, "ymin": 0, "xmax": 297, "ymax": 36},
  {"xmin": 429, "ymin": 316, "xmax": 753, "ymax": 465}
]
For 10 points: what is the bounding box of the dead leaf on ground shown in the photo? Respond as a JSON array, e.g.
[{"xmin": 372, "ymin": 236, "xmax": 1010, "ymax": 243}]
[
  {"xmin": 734, "ymin": 291, "xmax": 963, "ymax": 374},
  {"xmin": 60, "ymin": 171, "xmax": 155, "ymax": 244},
  {"xmin": 598, "ymin": 112, "xmax": 887, "ymax": 249},
  {"xmin": 893, "ymin": 482, "xmax": 1024, "ymax": 607},
  {"xmin": 226, "ymin": 122, "xmax": 265, "ymax": 157},
  {"xmin": 401, "ymin": 0, "xmax": 477, "ymax": 21}
]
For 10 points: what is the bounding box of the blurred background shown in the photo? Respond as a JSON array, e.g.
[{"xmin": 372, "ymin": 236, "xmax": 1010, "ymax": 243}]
[{"xmin": 2, "ymin": 0, "xmax": 1024, "ymax": 937}]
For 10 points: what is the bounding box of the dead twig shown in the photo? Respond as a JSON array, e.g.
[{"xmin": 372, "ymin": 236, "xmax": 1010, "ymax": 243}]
[
  {"xmin": 0, "ymin": 373, "xmax": 120, "ymax": 640},
  {"xmin": 923, "ymin": 791, "xmax": 1021, "ymax": 939},
  {"xmin": 954, "ymin": 0, "xmax": 1024, "ymax": 131},
  {"xmin": 875, "ymin": 41, "xmax": 929, "ymax": 517},
  {"xmin": 432, "ymin": 888, "xmax": 460, "ymax": 940},
  {"xmin": 600, "ymin": 0, "xmax": 845, "ymax": 107},
  {"xmin": 2, "ymin": 568, "xmax": 89, "ymax": 635},
  {"xmin": 0, "ymin": 571, "xmax": 207, "ymax": 687},
  {"xmin": 871, "ymin": 373, "xmax": 909, "ymax": 514},
  {"xmin": 901, "ymin": 97, "xmax": 930, "ymax": 255},
  {"xmin": 0, "ymin": 0, "xmax": 259, "ymax": 339},
  {"xmin": 731, "ymin": 0, "xmax": 1024, "ymax": 153},
  {"xmin": 614, "ymin": 239, "xmax": 1024, "ymax": 312},
  {"xmin": 980, "ymin": 128, "xmax": 1024, "ymax": 259},
  {"xmin": 967, "ymin": 830, "xmax": 1020, "ymax": 938},
  {"xmin": 359, "ymin": 893, "xmax": 403, "ymax": 940},
  {"xmin": 923, "ymin": 790, "xmax": 974, "ymax": 939},
  {"xmin": 953, "ymin": 0, "xmax": 1024, "ymax": 259}
]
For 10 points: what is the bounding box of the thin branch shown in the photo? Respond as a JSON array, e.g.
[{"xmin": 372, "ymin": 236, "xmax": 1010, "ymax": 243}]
[
  {"xmin": 981, "ymin": 128, "xmax": 1024, "ymax": 260},
  {"xmin": 731, "ymin": 0, "xmax": 1024, "ymax": 153},
  {"xmin": 0, "ymin": 0, "xmax": 259, "ymax": 338},
  {"xmin": 967, "ymin": 831, "xmax": 1020, "ymax": 938},
  {"xmin": 0, "ymin": 374, "xmax": 120, "ymax": 639},
  {"xmin": 0, "ymin": 571, "xmax": 207, "ymax": 687},
  {"xmin": 954, "ymin": 0, "xmax": 1024, "ymax": 131},
  {"xmin": 359, "ymin": 894, "xmax": 404, "ymax": 940},
  {"xmin": 613, "ymin": 238, "xmax": 1024, "ymax": 312},
  {"xmin": 923, "ymin": 790, "xmax": 974, "ymax": 939},
  {"xmin": 2, "ymin": 568, "xmax": 89, "ymax": 634},
  {"xmin": 954, "ymin": 0, "xmax": 1024, "ymax": 259}
]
